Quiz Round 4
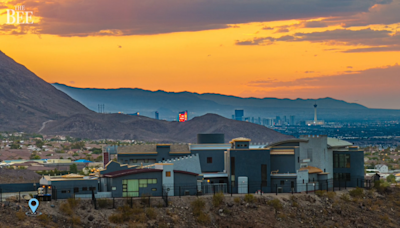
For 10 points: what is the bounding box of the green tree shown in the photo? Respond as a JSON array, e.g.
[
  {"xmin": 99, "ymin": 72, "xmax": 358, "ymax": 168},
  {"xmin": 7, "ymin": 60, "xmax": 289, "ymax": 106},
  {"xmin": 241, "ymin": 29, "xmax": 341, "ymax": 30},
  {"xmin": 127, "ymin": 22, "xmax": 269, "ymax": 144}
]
[
  {"xmin": 71, "ymin": 141, "xmax": 85, "ymax": 149},
  {"xmin": 69, "ymin": 163, "xmax": 78, "ymax": 173},
  {"xmin": 387, "ymin": 174, "xmax": 396, "ymax": 183},
  {"xmin": 95, "ymin": 156, "xmax": 103, "ymax": 162},
  {"xmin": 35, "ymin": 140, "xmax": 44, "ymax": 149},
  {"xmin": 10, "ymin": 142, "xmax": 20, "ymax": 149}
]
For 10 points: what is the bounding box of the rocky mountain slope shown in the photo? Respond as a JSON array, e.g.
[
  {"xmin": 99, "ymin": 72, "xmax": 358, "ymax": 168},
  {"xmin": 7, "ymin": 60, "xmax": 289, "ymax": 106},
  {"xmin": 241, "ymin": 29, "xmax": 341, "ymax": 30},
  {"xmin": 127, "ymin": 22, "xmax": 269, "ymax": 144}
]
[
  {"xmin": 40, "ymin": 113, "xmax": 292, "ymax": 143},
  {"xmin": 0, "ymin": 51, "xmax": 92, "ymax": 132},
  {"xmin": 0, "ymin": 51, "xmax": 291, "ymax": 143}
]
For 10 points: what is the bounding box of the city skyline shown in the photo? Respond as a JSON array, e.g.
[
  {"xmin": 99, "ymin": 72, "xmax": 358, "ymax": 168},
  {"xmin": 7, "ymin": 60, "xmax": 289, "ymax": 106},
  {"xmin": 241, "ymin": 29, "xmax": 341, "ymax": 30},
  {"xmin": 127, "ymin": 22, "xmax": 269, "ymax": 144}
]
[{"xmin": 1, "ymin": 0, "xmax": 400, "ymax": 109}]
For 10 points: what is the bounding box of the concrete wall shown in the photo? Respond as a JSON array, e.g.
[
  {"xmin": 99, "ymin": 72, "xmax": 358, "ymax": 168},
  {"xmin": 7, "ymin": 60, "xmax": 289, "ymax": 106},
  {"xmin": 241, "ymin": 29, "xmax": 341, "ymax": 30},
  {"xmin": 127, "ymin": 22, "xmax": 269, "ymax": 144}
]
[
  {"xmin": 192, "ymin": 150, "xmax": 225, "ymax": 172},
  {"xmin": 299, "ymin": 136, "xmax": 332, "ymax": 179},
  {"xmin": 160, "ymin": 154, "xmax": 201, "ymax": 174}
]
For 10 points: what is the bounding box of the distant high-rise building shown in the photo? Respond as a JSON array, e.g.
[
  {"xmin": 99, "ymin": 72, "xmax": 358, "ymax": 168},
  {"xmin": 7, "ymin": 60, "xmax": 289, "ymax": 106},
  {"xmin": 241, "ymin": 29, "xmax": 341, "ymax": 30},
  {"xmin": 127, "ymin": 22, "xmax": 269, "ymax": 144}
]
[
  {"xmin": 235, "ymin": 110, "xmax": 244, "ymax": 121},
  {"xmin": 314, "ymin": 103, "xmax": 318, "ymax": 124},
  {"xmin": 276, "ymin": 116, "xmax": 281, "ymax": 125},
  {"xmin": 290, "ymin": 115, "xmax": 295, "ymax": 125},
  {"xmin": 251, "ymin": 117, "xmax": 254, "ymax": 123},
  {"xmin": 155, "ymin": 111, "xmax": 159, "ymax": 120}
]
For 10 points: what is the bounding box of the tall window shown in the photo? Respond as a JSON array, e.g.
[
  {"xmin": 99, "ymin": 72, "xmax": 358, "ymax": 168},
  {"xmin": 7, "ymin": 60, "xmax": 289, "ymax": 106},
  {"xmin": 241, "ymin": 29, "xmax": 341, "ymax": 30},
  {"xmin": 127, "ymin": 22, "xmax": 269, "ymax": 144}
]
[
  {"xmin": 231, "ymin": 157, "xmax": 235, "ymax": 185},
  {"xmin": 207, "ymin": 157, "xmax": 213, "ymax": 163},
  {"xmin": 334, "ymin": 173, "xmax": 351, "ymax": 181},
  {"xmin": 261, "ymin": 164, "xmax": 267, "ymax": 186},
  {"xmin": 334, "ymin": 154, "xmax": 351, "ymax": 168},
  {"xmin": 166, "ymin": 171, "xmax": 171, "ymax": 177}
]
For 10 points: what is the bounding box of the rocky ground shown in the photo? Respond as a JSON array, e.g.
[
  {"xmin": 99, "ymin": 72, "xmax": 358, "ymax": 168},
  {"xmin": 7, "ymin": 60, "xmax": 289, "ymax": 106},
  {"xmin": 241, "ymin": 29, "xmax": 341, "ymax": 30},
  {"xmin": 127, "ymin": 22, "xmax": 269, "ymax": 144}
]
[{"xmin": 0, "ymin": 187, "xmax": 400, "ymax": 228}]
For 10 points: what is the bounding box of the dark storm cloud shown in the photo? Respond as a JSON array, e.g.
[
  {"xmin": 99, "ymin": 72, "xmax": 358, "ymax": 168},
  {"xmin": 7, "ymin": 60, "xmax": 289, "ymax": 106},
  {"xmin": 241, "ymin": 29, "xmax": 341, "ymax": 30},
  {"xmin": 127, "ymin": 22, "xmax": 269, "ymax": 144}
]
[
  {"xmin": 235, "ymin": 28, "xmax": 400, "ymax": 52},
  {"xmin": 5, "ymin": 0, "xmax": 389, "ymax": 36}
]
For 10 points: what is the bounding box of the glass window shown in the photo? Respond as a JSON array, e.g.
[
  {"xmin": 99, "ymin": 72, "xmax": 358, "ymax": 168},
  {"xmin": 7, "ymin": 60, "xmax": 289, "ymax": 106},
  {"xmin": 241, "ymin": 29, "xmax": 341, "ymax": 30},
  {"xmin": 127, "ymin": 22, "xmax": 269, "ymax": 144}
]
[
  {"xmin": 82, "ymin": 187, "xmax": 88, "ymax": 191},
  {"xmin": 152, "ymin": 188, "xmax": 157, "ymax": 191},
  {"xmin": 261, "ymin": 164, "xmax": 267, "ymax": 186},
  {"xmin": 139, "ymin": 179, "xmax": 148, "ymax": 188},
  {"xmin": 166, "ymin": 171, "xmax": 171, "ymax": 177},
  {"xmin": 345, "ymin": 154, "xmax": 351, "ymax": 168},
  {"xmin": 207, "ymin": 157, "xmax": 212, "ymax": 163},
  {"xmin": 334, "ymin": 154, "xmax": 351, "ymax": 168},
  {"xmin": 280, "ymin": 180, "xmax": 285, "ymax": 186}
]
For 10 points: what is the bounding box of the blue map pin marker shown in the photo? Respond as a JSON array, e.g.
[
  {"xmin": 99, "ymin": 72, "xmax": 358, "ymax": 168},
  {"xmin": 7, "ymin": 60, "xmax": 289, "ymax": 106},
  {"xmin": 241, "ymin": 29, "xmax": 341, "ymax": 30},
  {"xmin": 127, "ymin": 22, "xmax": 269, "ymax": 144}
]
[{"xmin": 29, "ymin": 199, "xmax": 39, "ymax": 213}]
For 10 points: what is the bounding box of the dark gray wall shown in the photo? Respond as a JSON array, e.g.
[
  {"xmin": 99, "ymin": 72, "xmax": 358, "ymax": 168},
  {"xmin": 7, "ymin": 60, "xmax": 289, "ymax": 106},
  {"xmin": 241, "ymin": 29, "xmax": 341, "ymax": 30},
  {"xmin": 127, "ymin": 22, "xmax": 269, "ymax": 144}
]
[
  {"xmin": 173, "ymin": 173, "xmax": 198, "ymax": 196},
  {"xmin": 0, "ymin": 183, "xmax": 39, "ymax": 193},
  {"xmin": 230, "ymin": 149, "xmax": 270, "ymax": 193},
  {"xmin": 52, "ymin": 179, "xmax": 98, "ymax": 199},
  {"xmin": 333, "ymin": 151, "xmax": 365, "ymax": 187},
  {"xmin": 270, "ymin": 155, "xmax": 295, "ymax": 173}
]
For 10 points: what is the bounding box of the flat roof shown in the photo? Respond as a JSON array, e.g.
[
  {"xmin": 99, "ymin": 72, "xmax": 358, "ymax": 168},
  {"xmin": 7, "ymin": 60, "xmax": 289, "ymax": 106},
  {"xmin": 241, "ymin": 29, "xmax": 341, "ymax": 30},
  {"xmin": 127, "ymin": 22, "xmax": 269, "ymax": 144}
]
[
  {"xmin": 202, "ymin": 173, "xmax": 228, "ymax": 178},
  {"xmin": 190, "ymin": 144, "xmax": 231, "ymax": 150},
  {"xmin": 327, "ymin": 138, "xmax": 353, "ymax": 148}
]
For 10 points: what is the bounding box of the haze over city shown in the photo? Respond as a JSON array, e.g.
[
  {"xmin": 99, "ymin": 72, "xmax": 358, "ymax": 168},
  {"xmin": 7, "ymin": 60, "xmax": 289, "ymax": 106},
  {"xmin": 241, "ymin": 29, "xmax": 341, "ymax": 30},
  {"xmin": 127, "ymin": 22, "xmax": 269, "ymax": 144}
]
[{"xmin": 1, "ymin": 0, "xmax": 400, "ymax": 109}]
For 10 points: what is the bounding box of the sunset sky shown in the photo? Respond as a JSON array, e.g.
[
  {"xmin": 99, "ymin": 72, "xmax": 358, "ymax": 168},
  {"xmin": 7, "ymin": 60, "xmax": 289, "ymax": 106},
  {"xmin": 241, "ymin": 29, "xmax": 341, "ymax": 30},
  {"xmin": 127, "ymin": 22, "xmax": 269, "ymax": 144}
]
[{"xmin": 1, "ymin": 0, "xmax": 400, "ymax": 109}]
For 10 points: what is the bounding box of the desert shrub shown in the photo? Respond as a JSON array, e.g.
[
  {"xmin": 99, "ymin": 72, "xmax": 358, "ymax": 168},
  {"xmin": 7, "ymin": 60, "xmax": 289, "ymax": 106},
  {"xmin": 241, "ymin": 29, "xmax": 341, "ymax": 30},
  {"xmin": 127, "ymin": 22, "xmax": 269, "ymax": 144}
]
[
  {"xmin": 340, "ymin": 193, "xmax": 351, "ymax": 202},
  {"xmin": 109, "ymin": 205, "xmax": 133, "ymax": 224},
  {"xmin": 108, "ymin": 214, "xmax": 123, "ymax": 224},
  {"xmin": 71, "ymin": 216, "xmax": 81, "ymax": 225},
  {"xmin": 191, "ymin": 198, "xmax": 210, "ymax": 225},
  {"xmin": 374, "ymin": 180, "xmax": 390, "ymax": 194},
  {"xmin": 326, "ymin": 191, "xmax": 336, "ymax": 200},
  {"xmin": 135, "ymin": 213, "xmax": 147, "ymax": 223},
  {"xmin": 380, "ymin": 214, "xmax": 390, "ymax": 222},
  {"xmin": 268, "ymin": 199, "xmax": 283, "ymax": 214},
  {"xmin": 98, "ymin": 198, "xmax": 112, "ymax": 209},
  {"xmin": 16, "ymin": 211, "xmax": 25, "ymax": 221},
  {"xmin": 212, "ymin": 192, "xmax": 224, "ymax": 207},
  {"xmin": 289, "ymin": 196, "xmax": 298, "ymax": 207},
  {"xmin": 196, "ymin": 211, "xmax": 211, "ymax": 225},
  {"xmin": 67, "ymin": 198, "xmax": 80, "ymax": 209},
  {"xmin": 234, "ymin": 197, "xmax": 241, "ymax": 204},
  {"xmin": 60, "ymin": 202, "xmax": 73, "ymax": 216},
  {"xmin": 349, "ymin": 187, "xmax": 364, "ymax": 198},
  {"xmin": 244, "ymin": 194, "xmax": 255, "ymax": 203},
  {"xmin": 315, "ymin": 190, "xmax": 325, "ymax": 197},
  {"xmin": 191, "ymin": 198, "xmax": 206, "ymax": 216},
  {"xmin": 146, "ymin": 207, "xmax": 157, "ymax": 219},
  {"xmin": 37, "ymin": 214, "xmax": 50, "ymax": 224}
]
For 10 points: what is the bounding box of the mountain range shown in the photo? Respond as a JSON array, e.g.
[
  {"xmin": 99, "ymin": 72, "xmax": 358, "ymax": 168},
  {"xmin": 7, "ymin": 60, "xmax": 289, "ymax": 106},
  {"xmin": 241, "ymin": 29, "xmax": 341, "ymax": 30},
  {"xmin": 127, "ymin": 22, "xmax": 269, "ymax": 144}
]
[
  {"xmin": 52, "ymin": 83, "xmax": 400, "ymax": 122},
  {"xmin": 0, "ymin": 51, "xmax": 292, "ymax": 143}
]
